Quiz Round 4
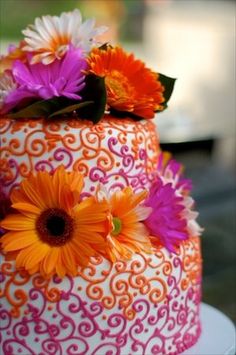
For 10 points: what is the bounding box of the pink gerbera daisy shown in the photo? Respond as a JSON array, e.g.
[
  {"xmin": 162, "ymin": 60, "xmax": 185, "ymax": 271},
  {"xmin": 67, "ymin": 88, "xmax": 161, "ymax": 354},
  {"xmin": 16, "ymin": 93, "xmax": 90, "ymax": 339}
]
[
  {"xmin": 144, "ymin": 177, "xmax": 188, "ymax": 253},
  {"xmin": 156, "ymin": 152, "xmax": 203, "ymax": 238},
  {"xmin": 3, "ymin": 47, "xmax": 87, "ymax": 113}
]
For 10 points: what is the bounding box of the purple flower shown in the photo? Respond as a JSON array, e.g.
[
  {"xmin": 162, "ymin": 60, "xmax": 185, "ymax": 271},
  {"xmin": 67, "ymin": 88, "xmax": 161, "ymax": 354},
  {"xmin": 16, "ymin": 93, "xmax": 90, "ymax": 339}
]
[
  {"xmin": 155, "ymin": 152, "xmax": 203, "ymax": 240},
  {"xmin": 144, "ymin": 178, "xmax": 188, "ymax": 253},
  {"xmin": 4, "ymin": 47, "xmax": 87, "ymax": 112}
]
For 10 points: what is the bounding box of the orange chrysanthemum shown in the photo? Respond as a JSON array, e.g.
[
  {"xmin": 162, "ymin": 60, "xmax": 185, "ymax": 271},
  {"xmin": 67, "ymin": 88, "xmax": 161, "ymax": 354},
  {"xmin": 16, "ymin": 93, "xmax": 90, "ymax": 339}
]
[
  {"xmin": 97, "ymin": 187, "xmax": 152, "ymax": 262},
  {"xmin": 88, "ymin": 46, "xmax": 165, "ymax": 119},
  {"xmin": 0, "ymin": 166, "xmax": 109, "ymax": 278}
]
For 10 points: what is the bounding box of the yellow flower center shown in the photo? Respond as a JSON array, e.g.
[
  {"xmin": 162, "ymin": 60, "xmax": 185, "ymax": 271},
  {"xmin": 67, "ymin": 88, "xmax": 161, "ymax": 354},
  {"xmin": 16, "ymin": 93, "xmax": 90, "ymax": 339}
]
[
  {"xmin": 36, "ymin": 208, "xmax": 74, "ymax": 246},
  {"xmin": 111, "ymin": 217, "xmax": 122, "ymax": 236},
  {"xmin": 105, "ymin": 70, "xmax": 134, "ymax": 101}
]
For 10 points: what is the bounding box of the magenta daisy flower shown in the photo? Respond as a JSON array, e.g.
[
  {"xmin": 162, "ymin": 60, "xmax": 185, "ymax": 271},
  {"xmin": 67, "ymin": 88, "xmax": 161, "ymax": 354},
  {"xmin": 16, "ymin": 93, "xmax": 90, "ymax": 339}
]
[
  {"xmin": 144, "ymin": 177, "xmax": 188, "ymax": 253},
  {"xmin": 156, "ymin": 152, "xmax": 203, "ymax": 239},
  {"xmin": 4, "ymin": 47, "xmax": 87, "ymax": 112}
]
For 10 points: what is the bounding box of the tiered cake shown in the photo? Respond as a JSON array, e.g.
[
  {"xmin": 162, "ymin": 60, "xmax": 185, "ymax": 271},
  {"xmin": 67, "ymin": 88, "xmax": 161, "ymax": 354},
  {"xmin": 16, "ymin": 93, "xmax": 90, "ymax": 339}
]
[{"xmin": 0, "ymin": 10, "xmax": 202, "ymax": 355}]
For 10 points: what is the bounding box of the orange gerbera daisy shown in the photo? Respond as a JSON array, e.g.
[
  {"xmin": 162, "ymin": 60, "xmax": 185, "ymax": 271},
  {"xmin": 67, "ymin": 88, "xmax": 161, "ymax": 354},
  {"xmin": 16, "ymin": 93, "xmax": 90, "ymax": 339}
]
[
  {"xmin": 88, "ymin": 46, "xmax": 165, "ymax": 119},
  {"xmin": 97, "ymin": 187, "xmax": 152, "ymax": 262},
  {"xmin": 0, "ymin": 166, "xmax": 109, "ymax": 278}
]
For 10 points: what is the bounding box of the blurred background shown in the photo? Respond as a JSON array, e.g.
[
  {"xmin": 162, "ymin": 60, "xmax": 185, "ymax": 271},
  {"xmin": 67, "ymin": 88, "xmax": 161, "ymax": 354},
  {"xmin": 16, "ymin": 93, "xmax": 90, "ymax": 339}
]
[{"xmin": 0, "ymin": 0, "xmax": 235, "ymax": 323}]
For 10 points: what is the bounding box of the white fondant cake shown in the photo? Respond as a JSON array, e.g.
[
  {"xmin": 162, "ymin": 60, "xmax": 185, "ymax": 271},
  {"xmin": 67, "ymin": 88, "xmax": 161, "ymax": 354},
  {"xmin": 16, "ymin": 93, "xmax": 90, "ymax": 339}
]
[{"xmin": 0, "ymin": 9, "xmax": 203, "ymax": 355}]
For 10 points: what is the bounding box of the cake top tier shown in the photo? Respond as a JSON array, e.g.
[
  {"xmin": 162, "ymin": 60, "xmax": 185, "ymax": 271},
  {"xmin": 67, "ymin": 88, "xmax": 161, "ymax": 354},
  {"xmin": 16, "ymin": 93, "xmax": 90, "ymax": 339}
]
[{"xmin": 0, "ymin": 9, "xmax": 175, "ymax": 122}]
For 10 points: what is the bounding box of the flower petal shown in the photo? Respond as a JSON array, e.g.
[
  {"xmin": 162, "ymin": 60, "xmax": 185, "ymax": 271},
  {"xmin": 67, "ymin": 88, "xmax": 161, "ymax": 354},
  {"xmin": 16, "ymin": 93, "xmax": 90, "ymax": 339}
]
[
  {"xmin": 21, "ymin": 177, "xmax": 47, "ymax": 210},
  {"xmin": 61, "ymin": 244, "xmax": 77, "ymax": 276},
  {"xmin": 15, "ymin": 242, "xmax": 49, "ymax": 269},
  {"xmin": 11, "ymin": 202, "xmax": 41, "ymax": 216},
  {"xmin": 1, "ymin": 230, "xmax": 39, "ymax": 251},
  {"xmin": 41, "ymin": 247, "xmax": 60, "ymax": 275},
  {"xmin": 0, "ymin": 214, "xmax": 36, "ymax": 231}
]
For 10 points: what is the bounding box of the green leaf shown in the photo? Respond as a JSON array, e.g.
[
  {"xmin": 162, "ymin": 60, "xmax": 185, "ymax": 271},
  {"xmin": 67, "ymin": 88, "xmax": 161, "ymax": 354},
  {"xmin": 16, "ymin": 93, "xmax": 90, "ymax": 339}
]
[
  {"xmin": 9, "ymin": 98, "xmax": 61, "ymax": 119},
  {"xmin": 156, "ymin": 73, "xmax": 176, "ymax": 112},
  {"xmin": 76, "ymin": 74, "xmax": 107, "ymax": 124},
  {"xmin": 49, "ymin": 101, "xmax": 94, "ymax": 118}
]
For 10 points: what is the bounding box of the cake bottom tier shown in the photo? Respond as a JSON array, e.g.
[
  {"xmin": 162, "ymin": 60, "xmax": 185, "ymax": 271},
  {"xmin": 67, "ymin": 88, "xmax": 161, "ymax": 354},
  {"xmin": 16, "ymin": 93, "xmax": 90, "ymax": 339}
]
[{"xmin": 0, "ymin": 236, "xmax": 202, "ymax": 355}]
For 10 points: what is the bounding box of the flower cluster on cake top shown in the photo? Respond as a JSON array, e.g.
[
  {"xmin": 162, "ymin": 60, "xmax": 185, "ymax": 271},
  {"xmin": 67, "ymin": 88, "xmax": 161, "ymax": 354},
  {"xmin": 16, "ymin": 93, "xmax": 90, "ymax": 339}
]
[{"xmin": 0, "ymin": 9, "xmax": 175, "ymax": 122}]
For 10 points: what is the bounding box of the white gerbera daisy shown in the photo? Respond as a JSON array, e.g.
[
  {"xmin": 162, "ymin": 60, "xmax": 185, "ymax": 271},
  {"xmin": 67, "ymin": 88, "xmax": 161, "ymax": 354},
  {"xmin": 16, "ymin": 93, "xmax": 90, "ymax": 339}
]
[
  {"xmin": 22, "ymin": 9, "xmax": 107, "ymax": 65},
  {"xmin": 0, "ymin": 71, "xmax": 17, "ymax": 110}
]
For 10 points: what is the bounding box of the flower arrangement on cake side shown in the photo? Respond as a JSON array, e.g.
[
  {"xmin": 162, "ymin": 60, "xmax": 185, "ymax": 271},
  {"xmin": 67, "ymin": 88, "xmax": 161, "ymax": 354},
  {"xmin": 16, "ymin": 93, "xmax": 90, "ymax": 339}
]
[
  {"xmin": 0, "ymin": 160, "xmax": 201, "ymax": 278},
  {"xmin": 0, "ymin": 9, "xmax": 202, "ymax": 279}
]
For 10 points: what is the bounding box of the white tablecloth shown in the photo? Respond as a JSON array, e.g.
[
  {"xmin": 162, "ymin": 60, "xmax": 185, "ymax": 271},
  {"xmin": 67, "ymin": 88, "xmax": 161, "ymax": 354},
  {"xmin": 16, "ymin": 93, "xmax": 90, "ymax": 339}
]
[{"xmin": 183, "ymin": 303, "xmax": 236, "ymax": 355}]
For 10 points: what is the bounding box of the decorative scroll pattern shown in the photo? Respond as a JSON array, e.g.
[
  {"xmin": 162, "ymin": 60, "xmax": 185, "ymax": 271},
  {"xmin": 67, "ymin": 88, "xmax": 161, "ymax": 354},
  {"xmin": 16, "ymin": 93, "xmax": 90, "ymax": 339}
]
[
  {"xmin": 0, "ymin": 116, "xmax": 160, "ymax": 196},
  {"xmin": 0, "ymin": 237, "xmax": 202, "ymax": 355}
]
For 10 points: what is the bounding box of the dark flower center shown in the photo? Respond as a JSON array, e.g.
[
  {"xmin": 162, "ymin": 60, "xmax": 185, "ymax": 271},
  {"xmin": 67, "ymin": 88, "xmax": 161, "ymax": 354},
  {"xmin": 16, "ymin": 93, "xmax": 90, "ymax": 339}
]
[
  {"xmin": 46, "ymin": 215, "xmax": 66, "ymax": 236},
  {"xmin": 36, "ymin": 208, "xmax": 74, "ymax": 246}
]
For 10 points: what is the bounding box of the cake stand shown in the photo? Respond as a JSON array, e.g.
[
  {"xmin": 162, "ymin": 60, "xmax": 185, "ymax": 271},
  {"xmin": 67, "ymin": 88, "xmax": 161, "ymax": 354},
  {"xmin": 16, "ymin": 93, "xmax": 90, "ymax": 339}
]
[{"xmin": 183, "ymin": 303, "xmax": 236, "ymax": 355}]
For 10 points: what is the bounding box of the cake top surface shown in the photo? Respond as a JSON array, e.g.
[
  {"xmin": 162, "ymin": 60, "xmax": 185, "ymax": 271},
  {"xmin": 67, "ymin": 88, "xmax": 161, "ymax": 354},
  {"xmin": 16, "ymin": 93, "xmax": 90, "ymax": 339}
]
[{"xmin": 0, "ymin": 9, "xmax": 175, "ymax": 122}]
